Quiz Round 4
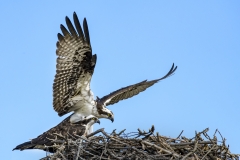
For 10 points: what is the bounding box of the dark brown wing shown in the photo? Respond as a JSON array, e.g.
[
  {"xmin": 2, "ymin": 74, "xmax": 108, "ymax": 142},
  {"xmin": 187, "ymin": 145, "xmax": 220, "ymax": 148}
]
[
  {"xmin": 53, "ymin": 12, "xmax": 97, "ymax": 116},
  {"xmin": 100, "ymin": 63, "xmax": 177, "ymax": 106},
  {"xmin": 13, "ymin": 115, "xmax": 87, "ymax": 153}
]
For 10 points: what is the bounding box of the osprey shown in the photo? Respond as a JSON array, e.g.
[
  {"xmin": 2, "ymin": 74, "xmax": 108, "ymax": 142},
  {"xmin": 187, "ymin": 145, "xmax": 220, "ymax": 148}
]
[
  {"xmin": 53, "ymin": 12, "xmax": 177, "ymax": 124},
  {"xmin": 13, "ymin": 115, "xmax": 100, "ymax": 153}
]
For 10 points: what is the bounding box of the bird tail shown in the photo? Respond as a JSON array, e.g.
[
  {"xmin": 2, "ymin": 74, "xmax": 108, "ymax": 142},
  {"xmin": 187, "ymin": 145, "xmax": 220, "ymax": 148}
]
[
  {"xmin": 13, "ymin": 141, "xmax": 56, "ymax": 153},
  {"xmin": 13, "ymin": 141, "xmax": 35, "ymax": 151}
]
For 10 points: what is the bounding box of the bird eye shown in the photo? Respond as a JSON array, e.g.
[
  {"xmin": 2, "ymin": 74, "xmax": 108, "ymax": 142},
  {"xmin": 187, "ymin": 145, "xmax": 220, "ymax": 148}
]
[
  {"xmin": 92, "ymin": 117, "xmax": 96, "ymax": 120},
  {"xmin": 108, "ymin": 113, "xmax": 111, "ymax": 117}
]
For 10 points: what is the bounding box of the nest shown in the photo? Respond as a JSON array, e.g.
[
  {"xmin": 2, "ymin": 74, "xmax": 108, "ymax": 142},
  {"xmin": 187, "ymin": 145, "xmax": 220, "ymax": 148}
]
[{"xmin": 41, "ymin": 126, "xmax": 239, "ymax": 160}]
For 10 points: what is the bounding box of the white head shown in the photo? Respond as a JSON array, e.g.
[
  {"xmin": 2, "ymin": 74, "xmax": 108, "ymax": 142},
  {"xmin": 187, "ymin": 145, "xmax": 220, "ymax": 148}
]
[
  {"xmin": 97, "ymin": 107, "xmax": 114, "ymax": 122},
  {"xmin": 96, "ymin": 98, "xmax": 114, "ymax": 122}
]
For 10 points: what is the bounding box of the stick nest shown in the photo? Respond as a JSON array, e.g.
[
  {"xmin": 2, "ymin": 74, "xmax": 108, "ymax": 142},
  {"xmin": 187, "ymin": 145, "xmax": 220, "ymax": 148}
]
[{"xmin": 41, "ymin": 126, "xmax": 239, "ymax": 160}]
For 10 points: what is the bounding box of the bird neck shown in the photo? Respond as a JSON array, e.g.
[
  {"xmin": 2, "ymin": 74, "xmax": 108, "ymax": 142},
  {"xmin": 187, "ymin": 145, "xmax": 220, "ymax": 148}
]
[
  {"xmin": 92, "ymin": 106, "xmax": 99, "ymax": 116},
  {"xmin": 86, "ymin": 122, "xmax": 94, "ymax": 134}
]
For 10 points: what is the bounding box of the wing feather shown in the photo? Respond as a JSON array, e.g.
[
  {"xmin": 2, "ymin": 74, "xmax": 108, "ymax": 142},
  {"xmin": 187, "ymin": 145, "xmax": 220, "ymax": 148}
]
[
  {"xmin": 60, "ymin": 24, "xmax": 71, "ymax": 37},
  {"xmin": 100, "ymin": 63, "xmax": 177, "ymax": 106},
  {"xmin": 83, "ymin": 18, "xmax": 91, "ymax": 45},
  {"xmin": 65, "ymin": 16, "xmax": 78, "ymax": 37},
  {"xmin": 53, "ymin": 13, "xmax": 96, "ymax": 116},
  {"xmin": 73, "ymin": 12, "xmax": 84, "ymax": 41}
]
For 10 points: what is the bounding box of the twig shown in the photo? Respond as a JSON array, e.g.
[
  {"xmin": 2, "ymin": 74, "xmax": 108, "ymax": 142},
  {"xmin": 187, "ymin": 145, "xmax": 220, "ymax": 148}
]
[{"xmin": 41, "ymin": 127, "xmax": 239, "ymax": 160}]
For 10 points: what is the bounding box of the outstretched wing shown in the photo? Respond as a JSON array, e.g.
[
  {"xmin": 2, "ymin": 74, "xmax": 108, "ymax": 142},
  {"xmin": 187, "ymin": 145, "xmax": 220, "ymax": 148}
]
[
  {"xmin": 99, "ymin": 63, "xmax": 177, "ymax": 106},
  {"xmin": 53, "ymin": 12, "xmax": 97, "ymax": 116}
]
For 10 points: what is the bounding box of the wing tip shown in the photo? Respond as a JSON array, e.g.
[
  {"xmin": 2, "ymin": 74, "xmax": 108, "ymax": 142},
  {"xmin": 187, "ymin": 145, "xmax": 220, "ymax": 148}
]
[
  {"xmin": 170, "ymin": 63, "xmax": 178, "ymax": 74},
  {"xmin": 57, "ymin": 33, "xmax": 64, "ymax": 41},
  {"xmin": 58, "ymin": 111, "xmax": 65, "ymax": 117},
  {"xmin": 83, "ymin": 18, "xmax": 91, "ymax": 45},
  {"xmin": 164, "ymin": 63, "xmax": 177, "ymax": 78},
  {"xmin": 73, "ymin": 11, "xmax": 77, "ymax": 16}
]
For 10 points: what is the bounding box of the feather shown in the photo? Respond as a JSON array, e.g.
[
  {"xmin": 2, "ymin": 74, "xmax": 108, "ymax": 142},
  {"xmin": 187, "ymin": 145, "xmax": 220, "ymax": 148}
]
[
  {"xmin": 60, "ymin": 24, "xmax": 71, "ymax": 37},
  {"xmin": 57, "ymin": 33, "xmax": 64, "ymax": 41},
  {"xmin": 100, "ymin": 63, "xmax": 177, "ymax": 106},
  {"xmin": 73, "ymin": 12, "xmax": 84, "ymax": 41},
  {"xmin": 53, "ymin": 12, "xmax": 94, "ymax": 116},
  {"xmin": 83, "ymin": 18, "xmax": 91, "ymax": 45},
  {"xmin": 65, "ymin": 16, "xmax": 78, "ymax": 37}
]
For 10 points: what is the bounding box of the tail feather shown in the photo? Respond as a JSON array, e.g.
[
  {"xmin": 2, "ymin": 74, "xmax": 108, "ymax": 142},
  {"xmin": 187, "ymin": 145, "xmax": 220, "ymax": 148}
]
[
  {"xmin": 13, "ymin": 141, "xmax": 56, "ymax": 153},
  {"xmin": 13, "ymin": 141, "xmax": 35, "ymax": 151}
]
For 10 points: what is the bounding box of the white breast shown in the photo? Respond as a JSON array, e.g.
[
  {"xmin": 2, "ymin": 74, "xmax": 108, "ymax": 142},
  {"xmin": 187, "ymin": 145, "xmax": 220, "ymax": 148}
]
[{"xmin": 70, "ymin": 97, "xmax": 96, "ymax": 123}]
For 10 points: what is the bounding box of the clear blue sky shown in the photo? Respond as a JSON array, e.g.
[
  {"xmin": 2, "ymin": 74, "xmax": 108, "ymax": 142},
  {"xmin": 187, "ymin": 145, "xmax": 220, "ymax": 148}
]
[{"xmin": 1, "ymin": 1, "xmax": 239, "ymax": 159}]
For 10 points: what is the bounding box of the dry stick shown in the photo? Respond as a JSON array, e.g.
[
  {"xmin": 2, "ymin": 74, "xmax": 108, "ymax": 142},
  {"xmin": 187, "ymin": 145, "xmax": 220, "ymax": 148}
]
[
  {"xmin": 193, "ymin": 153, "xmax": 200, "ymax": 160},
  {"xmin": 201, "ymin": 145, "xmax": 217, "ymax": 160},
  {"xmin": 203, "ymin": 132, "xmax": 217, "ymax": 146},
  {"xmin": 140, "ymin": 140, "xmax": 181, "ymax": 158},
  {"xmin": 86, "ymin": 128, "xmax": 105, "ymax": 138},
  {"xmin": 87, "ymin": 145, "xmax": 102, "ymax": 155},
  {"xmin": 58, "ymin": 151, "xmax": 67, "ymax": 160},
  {"xmin": 182, "ymin": 136, "xmax": 199, "ymax": 160},
  {"xmin": 176, "ymin": 130, "xmax": 184, "ymax": 139},
  {"xmin": 73, "ymin": 136, "xmax": 98, "ymax": 160},
  {"xmin": 170, "ymin": 141, "xmax": 213, "ymax": 146},
  {"xmin": 117, "ymin": 129, "xmax": 126, "ymax": 136},
  {"xmin": 101, "ymin": 130, "xmax": 152, "ymax": 158},
  {"xmin": 189, "ymin": 128, "xmax": 209, "ymax": 141},
  {"xmin": 159, "ymin": 135, "xmax": 185, "ymax": 143},
  {"xmin": 75, "ymin": 134, "xmax": 104, "ymax": 147},
  {"xmin": 107, "ymin": 149, "xmax": 122, "ymax": 160},
  {"xmin": 75, "ymin": 139, "xmax": 83, "ymax": 160},
  {"xmin": 100, "ymin": 138, "xmax": 108, "ymax": 160},
  {"xmin": 225, "ymin": 144, "xmax": 230, "ymax": 159},
  {"xmin": 217, "ymin": 129, "xmax": 224, "ymax": 142},
  {"xmin": 155, "ymin": 134, "xmax": 175, "ymax": 152},
  {"xmin": 80, "ymin": 146, "xmax": 99, "ymax": 158},
  {"xmin": 213, "ymin": 129, "xmax": 218, "ymax": 137}
]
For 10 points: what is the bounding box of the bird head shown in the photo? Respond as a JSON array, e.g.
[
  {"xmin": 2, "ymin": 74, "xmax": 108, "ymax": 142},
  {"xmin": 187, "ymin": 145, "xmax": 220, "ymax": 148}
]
[
  {"xmin": 98, "ymin": 108, "xmax": 114, "ymax": 122},
  {"xmin": 96, "ymin": 97, "xmax": 114, "ymax": 122}
]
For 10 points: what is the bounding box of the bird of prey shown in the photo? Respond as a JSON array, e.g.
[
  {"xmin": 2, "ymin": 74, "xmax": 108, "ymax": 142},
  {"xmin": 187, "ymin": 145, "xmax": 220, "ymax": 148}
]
[
  {"xmin": 53, "ymin": 12, "xmax": 177, "ymax": 124},
  {"xmin": 13, "ymin": 115, "xmax": 100, "ymax": 153}
]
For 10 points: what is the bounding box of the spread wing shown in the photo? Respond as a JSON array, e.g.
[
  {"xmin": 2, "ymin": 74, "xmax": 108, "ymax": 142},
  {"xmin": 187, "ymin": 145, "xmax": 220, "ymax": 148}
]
[
  {"xmin": 53, "ymin": 12, "xmax": 97, "ymax": 116},
  {"xmin": 99, "ymin": 63, "xmax": 177, "ymax": 106}
]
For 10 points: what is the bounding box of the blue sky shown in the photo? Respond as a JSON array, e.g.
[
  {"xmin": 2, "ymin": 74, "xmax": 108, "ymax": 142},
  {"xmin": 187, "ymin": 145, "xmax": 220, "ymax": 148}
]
[{"xmin": 1, "ymin": 1, "xmax": 239, "ymax": 159}]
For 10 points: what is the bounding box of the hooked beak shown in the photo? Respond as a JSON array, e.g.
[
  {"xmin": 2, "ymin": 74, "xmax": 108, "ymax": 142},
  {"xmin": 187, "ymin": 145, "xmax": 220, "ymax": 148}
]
[
  {"xmin": 96, "ymin": 119, "xmax": 100, "ymax": 124},
  {"xmin": 110, "ymin": 117, "xmax": 114, "ymax": 123}
]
